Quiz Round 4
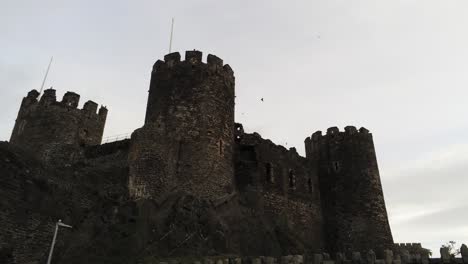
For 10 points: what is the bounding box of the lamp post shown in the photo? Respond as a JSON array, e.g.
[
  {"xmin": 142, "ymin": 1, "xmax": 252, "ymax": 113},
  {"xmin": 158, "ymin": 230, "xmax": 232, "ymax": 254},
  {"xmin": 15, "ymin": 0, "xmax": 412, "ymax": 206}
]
[{"xmin": 46, "ymin": 219, "xmax": 72, "ymax": 264}]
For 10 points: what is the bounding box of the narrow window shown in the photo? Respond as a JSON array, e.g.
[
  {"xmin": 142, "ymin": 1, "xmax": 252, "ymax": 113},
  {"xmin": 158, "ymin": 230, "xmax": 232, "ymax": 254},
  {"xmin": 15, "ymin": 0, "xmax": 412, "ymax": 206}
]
[
  {"xmin": 332, "ymin": 161, "xmax": 341, "ymax": 172},
  {"xmin": 18, "ymin": 120, "xmax": 27, "ymax": 134},
  {"xmin": 265, "ymin": 163, "xmax": 274, "ymax": 183},
  {"xmin": 308, "ymin": 178, "xmax": 313, "ymax": 193},
  {"xmin": 219, "ymin": 140, "xmax": 223, "ymax": 155},
  {"xmin": 289, "ymin": 169, "xmax": 296, "ymax": 189}
]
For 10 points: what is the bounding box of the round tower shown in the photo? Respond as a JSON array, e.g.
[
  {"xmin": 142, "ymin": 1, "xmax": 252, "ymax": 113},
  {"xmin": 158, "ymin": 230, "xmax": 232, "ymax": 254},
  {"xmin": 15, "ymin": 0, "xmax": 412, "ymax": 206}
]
[
  {"xmin": 304, "ymin": 126, "xmax": 393, "ymax": 254},
  {"xmin": 128, "ymin": 51, "xmax": 235, "ymax": 201},
  {"xmin": 10, "ymin": 88, "xmax": 108, "ymax": 165}
]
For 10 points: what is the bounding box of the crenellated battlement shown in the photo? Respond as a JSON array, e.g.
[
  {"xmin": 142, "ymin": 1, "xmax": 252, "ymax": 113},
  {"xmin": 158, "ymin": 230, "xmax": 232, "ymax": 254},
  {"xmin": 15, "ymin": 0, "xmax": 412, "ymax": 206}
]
[
  {"xmin": 10, "ymin": 88, "xmax": 108, "ymax": 165},
  {"xmin": 22, "ymin": 88, "xmax": 107, "ymax": 119},
  {"xmin": 140, "ymin": 245, "xmax": 468, "ymax": 264},
  {"xmin": 305, "ymin": 126, "xmax": 371, "ymax": 144},
  {"xmin": 393, "ymin": 243, "xmax": 428, "ymax": 258},
  {"xmin": 308, "ymin": 245, "xmax": 467, "ymax": 264},
  {"xmin": 144, "ymin": 50, "xmax": 235, "ymax": 125},
  {"xmin": 152, "ymin": 50, "xmax": 235, "ymax": 79},
  {"xmin": 394, "ymin": 243, "xmax": 423, "ymax": 248},
  {"xmin": 304, "ymin": 126, "xmax": 375, "ymax": 161}
]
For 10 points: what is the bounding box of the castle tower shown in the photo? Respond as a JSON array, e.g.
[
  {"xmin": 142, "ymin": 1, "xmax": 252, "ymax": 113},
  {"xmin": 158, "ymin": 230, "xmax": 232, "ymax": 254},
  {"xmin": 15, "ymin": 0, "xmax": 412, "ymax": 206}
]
[
  {"xmin": 10, "ymin": 88, "xmax": 107, "ymax": 164},
  {"xmin": 128, "ymin": 51, "xmax": 235, "ymax": 200},
  {"xmin": 304, "ymin": 126, "xmax": 393, "ymax": 254}
]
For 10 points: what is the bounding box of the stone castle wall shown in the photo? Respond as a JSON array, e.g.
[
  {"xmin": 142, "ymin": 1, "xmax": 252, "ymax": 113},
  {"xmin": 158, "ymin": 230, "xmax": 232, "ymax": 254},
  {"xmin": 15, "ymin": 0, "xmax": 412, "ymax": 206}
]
[
  {"xmin": 0, "ymin": 141, "xmax": 128, "ymax": 264},
  {"xmin": 235, "ymin": 124, "xmax": 325, "ymax": 251},
  {"xmin": 2, "ymin": 50, "xmax": 403, "ymax": 263},
  {"xmin": 144, "ymin": 244, "xmax": 468, "ymax": 264},
  {"xmin": 10, "ymin": 88, "xmax": 107, "ymax": 165},
  {"xmin": 305, "ymin": 126, "xmax": 393, "ymax": 254},
  {"xmin": 129, "ymin": 51, "xmax": 235, "ymax": 201}
]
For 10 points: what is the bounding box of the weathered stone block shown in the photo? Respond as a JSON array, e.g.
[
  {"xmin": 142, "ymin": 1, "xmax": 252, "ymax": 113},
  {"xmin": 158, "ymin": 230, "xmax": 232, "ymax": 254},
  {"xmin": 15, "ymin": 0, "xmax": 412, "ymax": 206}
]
[
  {"xmin": 461, "ymin": 244, "xmax": 468, "ymax": 263},
  {"xmin": 384, "ymin": 250, "xmax": 394, "ymax": 264},
  {"xmin": 367, "ymin": 250, "xmax": 376, "ymax": 264},
  {"xmin": 230, "ymin": 258, "xmax": 242, "ymax": 264},
  {"xmin": 401, "ymin": 250, "xmax": 410, "ymax": 264},
  {"xmin": 336, "ymin": 253, "xmax": 345, "ymax": 264},
  {"xmin": 252, "ymin": 258, "xmax": 262, "ymax": 264},
  {"xmin": 352, "ymin": 252, "xmax": 362, "ymax": 264},
  {"xmin": 292, "ymin": 255, "xmax": 304, "ymax": 264},
  {"xmin": 440, "ymin": 247, "xmax": 451, "ymax": 264},
  {"xmin": 281, "ymin": 256, "xmax": 293, "ymax": 264},
  {"xmin": 314, "ymin": 254, "xmax": 324, "ymax": 264},
  {"xmin": 375, "ymin": 260, "xmax": 385, "ymax": 264},
  {"xmin": 204, "ymin": 258, "xmax": 215, "ymax": 264},
  {"xmin": 264, "ymin": 257, "xmax": 276, "ymax": 264}
]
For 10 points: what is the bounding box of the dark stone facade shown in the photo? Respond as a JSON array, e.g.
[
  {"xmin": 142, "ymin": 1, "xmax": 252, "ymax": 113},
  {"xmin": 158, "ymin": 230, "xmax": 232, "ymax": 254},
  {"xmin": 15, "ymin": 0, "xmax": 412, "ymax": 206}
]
[
  {"xmin": 129, "ymin": 51, "xmax": 235, "ymax": 201},
  {"xmin": 9, "ymin": 88, "xmax": 107, "ymax": 165},
  {"xmin": 0, "ymin": 50, "xmax": 396, "ymax": 263},
  {"xmin": 234, "ymin": 127, "xmax": 324, "ymax": 252},
  {"xmin": 305, "ymin": 127, "xmax": 394, "ymax": 254}
]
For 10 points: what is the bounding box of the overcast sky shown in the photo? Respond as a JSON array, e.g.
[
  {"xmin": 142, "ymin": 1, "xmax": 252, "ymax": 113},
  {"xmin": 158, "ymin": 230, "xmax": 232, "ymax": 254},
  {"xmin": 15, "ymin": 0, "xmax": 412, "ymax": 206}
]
[{"xmin": 1, "ymin": 0, "xmax": 467, "ymax": 256}]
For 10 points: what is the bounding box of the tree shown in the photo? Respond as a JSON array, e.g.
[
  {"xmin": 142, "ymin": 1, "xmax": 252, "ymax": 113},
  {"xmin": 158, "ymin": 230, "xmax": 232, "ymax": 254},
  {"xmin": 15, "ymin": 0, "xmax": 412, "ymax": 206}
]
[{"xmin": 441, "ymin": 241, "xmax": 461, "ymax": 257}]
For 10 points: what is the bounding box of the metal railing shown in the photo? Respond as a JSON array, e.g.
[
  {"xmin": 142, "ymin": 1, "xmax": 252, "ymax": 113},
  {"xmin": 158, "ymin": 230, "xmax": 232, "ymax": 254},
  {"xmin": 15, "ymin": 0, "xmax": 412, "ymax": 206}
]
[{"xmin": 101, "ymin": 133, "xmax": 131, "ymax": 144}]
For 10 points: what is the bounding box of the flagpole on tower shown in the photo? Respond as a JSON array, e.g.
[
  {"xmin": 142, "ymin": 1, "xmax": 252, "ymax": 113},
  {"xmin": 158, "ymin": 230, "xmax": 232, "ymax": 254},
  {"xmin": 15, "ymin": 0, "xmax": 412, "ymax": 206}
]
[
  {"xmin": 169, "ymin": 18, "xmax": 175, "ymax": 53},
  {"xmin": 39, "ymin": 56, "xmax": 53, "ymax": 95}
]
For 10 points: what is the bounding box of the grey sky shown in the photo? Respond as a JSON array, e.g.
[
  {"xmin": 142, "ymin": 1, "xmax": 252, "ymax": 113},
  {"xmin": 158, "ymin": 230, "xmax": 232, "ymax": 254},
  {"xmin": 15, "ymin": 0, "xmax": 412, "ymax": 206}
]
[{"xmin": 1, "ymin": 0, "xmax": 467, "ymax": 255}]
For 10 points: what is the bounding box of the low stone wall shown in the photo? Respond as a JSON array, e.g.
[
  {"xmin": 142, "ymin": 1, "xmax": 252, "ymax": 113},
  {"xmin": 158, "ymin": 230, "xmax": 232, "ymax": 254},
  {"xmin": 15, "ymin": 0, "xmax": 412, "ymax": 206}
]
[
  {"xmin": 150, "ymin": 255, "xmax": 305, "ymax": 264},
  {"xmin": 149, "ymin": 245, "xmax": 468, "ymax": 264},
  {"xmin": 84, "ymin": 139, "xmax": 130, "ymax": 159}
]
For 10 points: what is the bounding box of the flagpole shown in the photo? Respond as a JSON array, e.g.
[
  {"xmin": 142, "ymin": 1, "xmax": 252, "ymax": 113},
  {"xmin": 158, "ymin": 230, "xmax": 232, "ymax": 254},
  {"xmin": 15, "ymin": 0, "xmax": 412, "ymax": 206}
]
[
  {"xmin": 39, "ymin": 56, "xmax": 53, "ymax": 95},
  {"xmin": 169, "ymin": 18, "xmax": 175, "ymax": 53}
]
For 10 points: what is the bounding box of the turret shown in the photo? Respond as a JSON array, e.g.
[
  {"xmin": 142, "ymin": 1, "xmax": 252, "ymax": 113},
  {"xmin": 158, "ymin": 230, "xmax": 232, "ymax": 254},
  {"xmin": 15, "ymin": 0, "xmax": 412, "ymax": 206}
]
[
  {"xmin": 10, "ymin": 89, "xmax": 107, "ymax": 165},
  {"xmin": 305, "ymin": 126, "xmax": 393, "ymax": 254},
  {"xmin": 128, "ymin": 50, "xmax": 235, "ymax": 201}
]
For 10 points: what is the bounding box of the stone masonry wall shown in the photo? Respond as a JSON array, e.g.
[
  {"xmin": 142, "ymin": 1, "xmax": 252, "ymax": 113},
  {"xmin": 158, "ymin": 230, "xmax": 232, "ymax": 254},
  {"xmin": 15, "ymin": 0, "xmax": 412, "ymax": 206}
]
[
  {"xmin": 305, "ymin": 126, "xmax": 393, "ymax": 254},
  {"xmin": 129, "ymin": 51, "xmax": 235, "ymax": 201},
  {"xmin": 0, "ymin": 141, "xmax": 129, "ymax": 264},
  {"xmin": 10, "ymin": 88, "xmax": 107, "ymax": 165},
  {"xmin": 235, "ymin": 125, "xmax": 325, "ymax": 252},
  {"xmin": 142, "ymin": 244, "xmax": 468, "ymax": 264}
]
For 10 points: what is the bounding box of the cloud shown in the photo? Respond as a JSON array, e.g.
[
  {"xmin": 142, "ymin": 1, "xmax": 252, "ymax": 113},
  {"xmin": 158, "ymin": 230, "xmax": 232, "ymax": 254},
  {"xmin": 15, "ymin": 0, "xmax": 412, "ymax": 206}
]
[
  {"xmin": 1, "ymin": 0, "xmax": 468, "ymax": 256},
  {"xmin": 383, "ymin": 142, "xmax": 468, "ymax": 256}
]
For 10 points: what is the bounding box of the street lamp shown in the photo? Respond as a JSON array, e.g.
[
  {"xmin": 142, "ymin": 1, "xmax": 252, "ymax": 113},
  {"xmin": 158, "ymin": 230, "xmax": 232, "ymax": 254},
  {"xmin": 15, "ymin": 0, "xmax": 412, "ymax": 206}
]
[{"xmin": 46, "ymin": 219, "xmax": 72, "ymax": 264}]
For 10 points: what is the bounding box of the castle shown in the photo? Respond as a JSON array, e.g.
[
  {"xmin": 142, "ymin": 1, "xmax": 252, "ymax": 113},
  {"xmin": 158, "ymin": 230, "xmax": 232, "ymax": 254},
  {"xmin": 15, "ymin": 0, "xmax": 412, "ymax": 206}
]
[{"xmin": 0, "ymin": 51, "xmax": 435, "ymax": 264}]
